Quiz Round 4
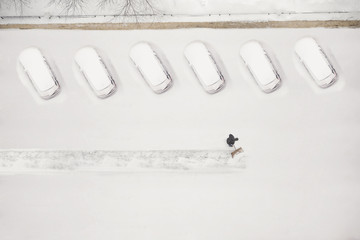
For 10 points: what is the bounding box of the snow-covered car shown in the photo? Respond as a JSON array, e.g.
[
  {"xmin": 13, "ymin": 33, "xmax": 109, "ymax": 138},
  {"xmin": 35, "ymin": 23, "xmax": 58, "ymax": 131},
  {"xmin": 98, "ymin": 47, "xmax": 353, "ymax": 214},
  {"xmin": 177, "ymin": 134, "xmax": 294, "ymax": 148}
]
[
  {"xmin": 129, "ymin": 42, "xmax": 172, "ymax": 94},
  {"xmin": 74, "ymin": 47, "xmax": 116, "ymax": 98},
  {"xmin": 184, "ymin": 41, "xmax": 225, "ymax": 94},
  {"xmin": 18, "ymin": 47, "xmax": 60, "ymax": 99},
  {"xmin": 294, "ymin": 37, "xmax": 337, "ymax": 88},
  {"xmin": 240, "ymin": 40, "xmax": 281, "ymax": 93}
]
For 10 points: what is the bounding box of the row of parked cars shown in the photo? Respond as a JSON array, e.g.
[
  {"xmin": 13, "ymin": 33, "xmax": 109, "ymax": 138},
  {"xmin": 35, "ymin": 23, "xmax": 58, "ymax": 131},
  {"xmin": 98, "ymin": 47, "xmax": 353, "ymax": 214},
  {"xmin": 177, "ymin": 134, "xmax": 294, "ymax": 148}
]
[{"xmin": 18, "ymin": 37, "xmax": 337, "ymax": 99}]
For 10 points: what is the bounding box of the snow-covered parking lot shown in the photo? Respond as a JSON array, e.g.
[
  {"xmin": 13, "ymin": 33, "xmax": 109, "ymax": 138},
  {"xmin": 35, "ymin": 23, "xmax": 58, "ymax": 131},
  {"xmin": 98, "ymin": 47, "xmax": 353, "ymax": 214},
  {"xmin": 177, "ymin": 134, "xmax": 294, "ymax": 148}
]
[
  {"xmin": 1, "ymin": 27, "xmax": 360, "ymax": 239},
  {"xmin": 0, "ymin": 28, "xmax": 359, "ymax": 150}
]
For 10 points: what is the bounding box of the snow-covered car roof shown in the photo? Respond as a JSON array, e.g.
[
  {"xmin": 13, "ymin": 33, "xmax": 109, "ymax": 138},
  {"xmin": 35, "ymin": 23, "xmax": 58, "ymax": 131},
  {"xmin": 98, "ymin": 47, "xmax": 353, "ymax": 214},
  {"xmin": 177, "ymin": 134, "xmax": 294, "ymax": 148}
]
[
  {"xmin": 294, "ymin": 37, "xmax": 337, "ymax": 88},
  {"xmin": 240, "ymin": 40, "xmax": 281, "ymax": 93},
  {"xmin": 184, "ymin": 41, "xmax": 225, "ymax": 94},
  {"xmin": 74, "ymin": 46, "xmax": 116, "ymax": 98},
  {"xmin": 129, "ymin": 42, "xmax": 172, "ymax": 94},
  {"xmin": 18, "ymin": 47, "xmax": 60, "ymax": 99}
]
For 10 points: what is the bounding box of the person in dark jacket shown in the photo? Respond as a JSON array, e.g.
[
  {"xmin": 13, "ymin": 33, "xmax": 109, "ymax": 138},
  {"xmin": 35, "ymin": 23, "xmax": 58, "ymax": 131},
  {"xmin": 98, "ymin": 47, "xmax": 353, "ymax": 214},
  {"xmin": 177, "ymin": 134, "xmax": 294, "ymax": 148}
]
[
  {"xmin": 226, "ymin": 134, "xmax": 238, "ymax": 147},
  {"xmin": 227, "ymin": 134, "xmax": 243, "ymax": 158}
]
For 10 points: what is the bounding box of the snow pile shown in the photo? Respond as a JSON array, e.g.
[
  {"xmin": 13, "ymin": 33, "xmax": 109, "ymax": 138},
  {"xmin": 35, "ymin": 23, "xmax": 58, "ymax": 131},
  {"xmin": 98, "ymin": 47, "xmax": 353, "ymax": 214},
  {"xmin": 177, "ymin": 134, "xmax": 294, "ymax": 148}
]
[{"xmin": 0, "ymin": 150, "xmax": 247, "ymax": 171}]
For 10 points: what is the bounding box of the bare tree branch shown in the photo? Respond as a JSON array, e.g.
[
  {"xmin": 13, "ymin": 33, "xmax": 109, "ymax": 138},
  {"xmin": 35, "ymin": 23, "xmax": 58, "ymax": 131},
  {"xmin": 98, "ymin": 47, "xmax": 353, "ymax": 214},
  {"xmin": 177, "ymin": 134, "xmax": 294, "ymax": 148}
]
[
  {"xmin": 48, "ymin": 0, "xmax": 86, "ymax": 15},
  {"xmin": 97, "ymin": 0, "xmax": 118, "ymax": 9},
  {"xmin": 0, "ymin": 0, "xmax": 159, "ymax": 19},
  {"xmin": 0, "ymin": 0, "xmax": 31, "ymax": 15},
  {"xmin": 97, "ymin": 0, "xmax": 158, "ymax": 19}
]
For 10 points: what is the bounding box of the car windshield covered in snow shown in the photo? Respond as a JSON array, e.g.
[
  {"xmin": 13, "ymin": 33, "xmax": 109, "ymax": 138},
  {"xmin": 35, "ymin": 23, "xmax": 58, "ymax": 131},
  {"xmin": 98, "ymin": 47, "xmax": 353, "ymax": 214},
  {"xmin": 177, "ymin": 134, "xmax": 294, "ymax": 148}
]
[
  {"xmin": 129, "ymin": 42, "xmax": 172, "ymax": 94},
  {"xmin": 74, "ymin": 47, "xmax": 116, "ymax": 98},
  {"xmin": 184, "ymin": 41, "xmax": 225, "ymax": 94},
  {"xmin": 18, "ymin": 47, "xmax": 60, "ymax": 99},
  {"xmin": 295, "ymin": 37, "xmax": 337, "ymax": 88},
  {"xmin": 240, "ymin": 40, "xmax": 281, "ymax": 93}
]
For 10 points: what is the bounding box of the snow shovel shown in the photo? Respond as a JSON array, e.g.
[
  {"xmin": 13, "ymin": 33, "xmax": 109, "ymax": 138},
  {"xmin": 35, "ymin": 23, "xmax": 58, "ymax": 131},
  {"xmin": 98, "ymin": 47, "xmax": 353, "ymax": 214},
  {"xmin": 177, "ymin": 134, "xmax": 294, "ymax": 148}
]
[{"xmin": 231, "ymin": 147, "xmax": 243, "ymax": 158}]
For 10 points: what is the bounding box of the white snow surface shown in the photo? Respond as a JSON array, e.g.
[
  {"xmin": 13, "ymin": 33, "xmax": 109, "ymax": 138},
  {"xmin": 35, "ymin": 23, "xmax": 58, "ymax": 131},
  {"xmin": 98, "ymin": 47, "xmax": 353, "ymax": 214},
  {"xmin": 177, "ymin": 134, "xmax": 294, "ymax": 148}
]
[
  {"xmin": 1, "ymin": 160, "xmax": 360, "ymax": 240},
  {"xmin": 1, "ymin": 28, "xmax": 360, "ymax": 239}
]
